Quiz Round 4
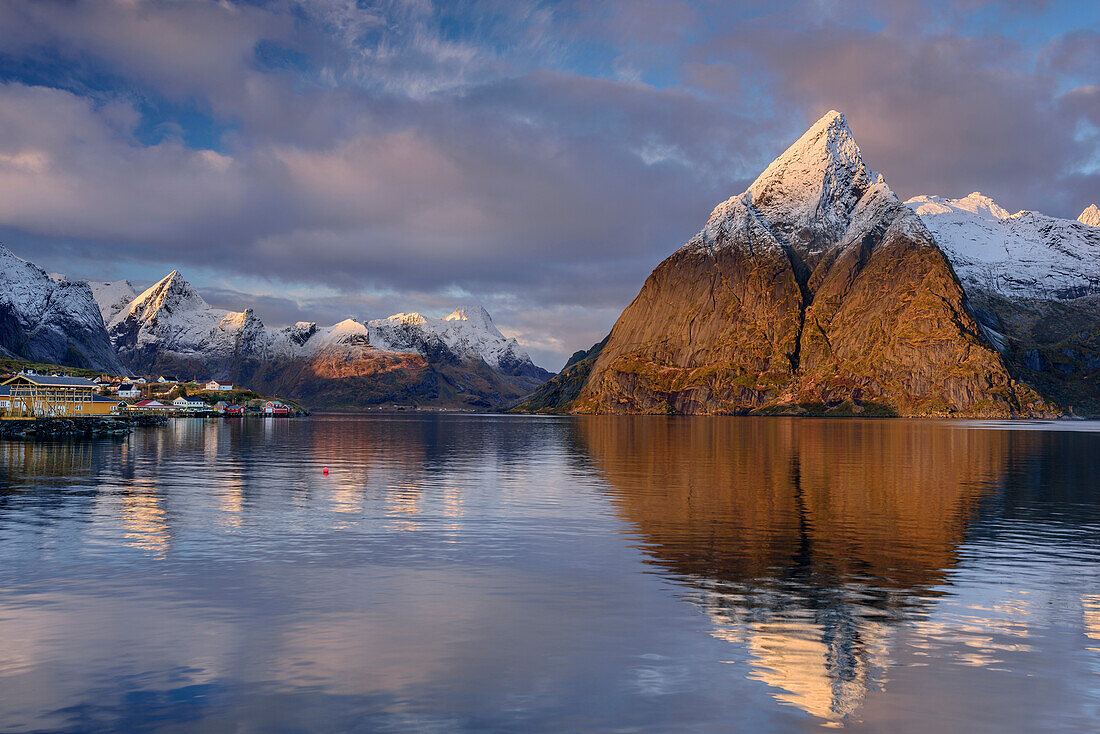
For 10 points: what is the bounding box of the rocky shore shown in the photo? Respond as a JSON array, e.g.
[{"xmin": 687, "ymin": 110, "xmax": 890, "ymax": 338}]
[{"xmin": 0, "ymin": 415, "xmax": 168, "ymax": 440}]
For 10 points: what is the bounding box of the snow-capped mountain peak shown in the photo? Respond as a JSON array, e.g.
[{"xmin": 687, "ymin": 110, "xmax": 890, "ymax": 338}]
[
  {"xmin": 737, "ymin": 109, "xmax": 879, "ymax": 245},
  {"xmin": 907, "ymin": 193, "xmax": 1100, "ymax": 299},
  {"xmin": 122, "ymin": 269, "xmax": 210, "ymax": 325},
  {"xmin": 444, "ymin": 305, "xmax": 500, "ymax": 336},
  {"xmin": 387, "ymin": 312, "xmax": 428, "ymax": 326},
  {"xmin": 909, "ymin": 192, "xmax": 1013, "ymax": 221},
  {"xmin": 1080, "ymin": 204, "xmax": 1100, "ymax": 227},
  {"xmin": 694, "ymin": 110, "xmax": 920, "ymax": 265}
]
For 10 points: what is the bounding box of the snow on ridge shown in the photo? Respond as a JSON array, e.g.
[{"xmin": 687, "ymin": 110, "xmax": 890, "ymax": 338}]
[
  {"xmin": 1080, "ymin": 204, "xmax": 1100, "ymax": 227},
  {"xmin": 366, "ymin": 306, "xmax": 529, "ymax": 368},
  {"xmin": 906, "ymin": 193, "xmax": 1100, "ymax": 300},
  {"xmin": 0, "ymin": 243, "xmax": 123, "ymax": 371},
  {"xmin": 103, "ymin": 267, "xmax": 541, "ymax": 371},
  {"xmin": 89, "ymin": 280, "xmax": 138, "ymax": 325}
]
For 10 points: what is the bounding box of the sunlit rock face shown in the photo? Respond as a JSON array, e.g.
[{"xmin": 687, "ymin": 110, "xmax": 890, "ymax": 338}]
[
  {"xmin": 575, "ymin": 416, "xmax": 1014, "ymax": 725},
  {"xmin": 569, "ymin": 112, "xmax": 1051, "ymax": 417}
]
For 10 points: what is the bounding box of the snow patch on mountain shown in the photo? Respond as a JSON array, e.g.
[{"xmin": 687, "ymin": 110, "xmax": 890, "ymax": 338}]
[
  {"xmin": 0, "ymin": 244, "xmax": 124, "ymax": 371},
  {"xmin": 89, "ymin": 280, "xmax": 138, "ymax": 324},
  {"xmin": 907, "ymin": 192, "xmax": 1100, "ymax": 300}
]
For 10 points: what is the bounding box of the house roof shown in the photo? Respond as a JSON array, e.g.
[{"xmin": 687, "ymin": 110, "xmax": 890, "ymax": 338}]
[
  {"xmin": 2, "ymin": 374, "xmax": 98, "ymax": 388},
  {"xmin": 92, "ymin": 395, "xmax": 124, "ymax": 403}
]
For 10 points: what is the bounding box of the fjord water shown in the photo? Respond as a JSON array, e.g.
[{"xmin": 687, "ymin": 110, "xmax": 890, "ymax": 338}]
[{"xmin": 1, "ymin": 416, "xmax": 1099, "ymax": 732}]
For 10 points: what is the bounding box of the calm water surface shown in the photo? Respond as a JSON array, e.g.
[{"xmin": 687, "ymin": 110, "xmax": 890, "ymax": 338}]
[{"xmin": 1, "ymin": 414, "xmax": 1099, "ymax": 732}]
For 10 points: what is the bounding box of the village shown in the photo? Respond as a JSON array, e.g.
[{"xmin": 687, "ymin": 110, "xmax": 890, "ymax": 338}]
[{"xmin": 0, "ymin": 370, "xmax": 301, "ymax": 419}]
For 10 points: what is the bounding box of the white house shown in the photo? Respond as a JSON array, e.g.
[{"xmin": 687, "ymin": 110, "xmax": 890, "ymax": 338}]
[
  {"xmin": 157, "ymin": 376, "xmax": 169, "ymax": 383},
  {"xmin": 173, "ymin": 397, "xmax": 207, "ymax": 412},
  {"xmin": 206, "ymin": 380, "xmax": 233, "ymax": 391},
  {"xmin": 117, "ymin": 383, "xmax": 140, "ymax": 398},
  {"xmin": 134, "ymin": 377, "xmax": 147, "ymax": 384}
]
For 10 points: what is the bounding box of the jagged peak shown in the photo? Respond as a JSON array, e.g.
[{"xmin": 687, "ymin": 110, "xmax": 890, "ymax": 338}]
[
  {"xmin": 701, "ymin": 110, "xmax": 883, "ymax": 255},
  {"xmin": 387, "ymin": 311, "xmax": 428, "ymax": 326},
  {"xmin": 745, "ymin": 109, "xmax": 869, "ymax": 205},
  {"xmin": 124, "ymin": 269, "xmax": 209, "ymax": 322},
  {"xmin": 444, "ymin": 305, "xmax": 499, "ymax": 334},
  {"xmin": 1080, "ymin": 204, "xmax": 1100, "ymax": 227}
]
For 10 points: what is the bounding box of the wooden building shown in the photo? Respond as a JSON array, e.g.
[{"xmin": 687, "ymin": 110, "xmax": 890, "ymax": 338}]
[{"xmin": 1, "ymin": 374, "xmax": 98, "ymax": 417}]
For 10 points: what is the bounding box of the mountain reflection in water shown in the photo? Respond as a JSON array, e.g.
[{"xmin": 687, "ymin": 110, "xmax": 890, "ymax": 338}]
[
  {"xmin": 576, "ymin": 417, "xmax": 1100, "ymax": 726},
  {"xmin": 1, "ymin": 415, "xmax": 1099, "ymax": 733}
]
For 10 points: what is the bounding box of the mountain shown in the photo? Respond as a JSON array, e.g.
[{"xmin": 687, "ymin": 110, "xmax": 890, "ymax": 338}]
[
  {"xmin": 1080, "ymin": 205, "xmax": 1100, "ymax": 227},
  {"xmin": 0, "ymin": 244, "xmax": 124, "ymax": 372},
  {"xmin": 908, "ymin": 193, "xmax": 1100, "ymax": 415},
  {"xmin": 88, "ymin": 280, "xmax": 138, "ymax": 325},
  {"xmin": 522, "ymin": 111, "xmax": 1051, "ymax": 417},
  {"xmin": 509, "ymin": 336, "xmax": 607, "ymax": 413},
  {"xmin": 907, "ymin": 193, "xmax": 1100, "ymax": 300},
  {"xmin": 100, "ymin": 270, "xmax": 551, "ymax": 409}
]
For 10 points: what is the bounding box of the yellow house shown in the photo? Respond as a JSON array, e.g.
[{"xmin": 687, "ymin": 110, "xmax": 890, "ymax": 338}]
[
  {"xmin": 90, "ymin": 395, "xmax": 127, "ymax": 416},
  {"xmin": 1, "ymin": 373, "xmax": 99, "ymax": 417}
]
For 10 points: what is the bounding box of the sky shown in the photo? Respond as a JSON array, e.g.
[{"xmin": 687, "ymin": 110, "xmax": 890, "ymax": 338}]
[{"xmin": 0, "ymin": 0, "xmax": 1097, "ymax": 371}]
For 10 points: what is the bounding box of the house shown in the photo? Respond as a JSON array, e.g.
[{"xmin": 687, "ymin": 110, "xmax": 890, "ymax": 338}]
[
  {"xmin": 1, "ymin": 374, "xmax": 98, "ymax": 417},
  {"xmin": 157, "ymin": 376, "xmax": 169, "ymax": 383},
  {"xmin": 173, "ymin": 397, "xmax": 207, "ymax": 412},
  {"xmin": 117, "ymin": 383, "xmax": 140, "ymax": 399},
  {"xmin": 134, "ymin": 377, "xmax": 147, "ymax": 384},
  {"xmin": 89, "ymin": 395, "xmax": 126, "ymax": 416},
  {"xmin": 128, "ymin": 399, "xmax": 173, "ymax": 412},
  {"xmin": 264, "ymin": 401, "xmax": 292, "ymax": 415},
  {"xmin": 224, "ymin": 404, "xmax": 246, "ymax": 415},
  {"xmin": 212, "ymin": 401, "xmax": 229, "ymax": 413},
  {"xmin": 0, "ymin": 385, "xmax": 10, "ymax": 412},
  {"xmin": 205, "ymin": 380, "xmax": 234, "ymax": 391}
]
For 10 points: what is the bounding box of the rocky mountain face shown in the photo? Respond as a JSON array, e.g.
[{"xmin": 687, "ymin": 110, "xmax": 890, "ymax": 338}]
[
  {"xmin": 509, "ymin": 336, "xmax": 607, "ymax": 413},
  {"xmin": 908, "ymin": 194, "xmax": 1100, "ymax": 415},
  {"xmin": 1080, "ymin": 205, "xmax": 1100, "ymax": 227},
  {"xmin": 539, "ymin": 111, "xmax": 1053, "ymax": 417},
  {"xmin": 0, "ymin": 244, "xmax": 124, "ymax": 372},
  {"xmin": 100, "ymin": 270, "xmax": 551, "ymax": 409}
]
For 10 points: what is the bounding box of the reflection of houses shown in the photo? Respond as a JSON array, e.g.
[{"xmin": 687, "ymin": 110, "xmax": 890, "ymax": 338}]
[{"xmin": 1, "ymin": 373, "xmax": 99, "ymax": 417}]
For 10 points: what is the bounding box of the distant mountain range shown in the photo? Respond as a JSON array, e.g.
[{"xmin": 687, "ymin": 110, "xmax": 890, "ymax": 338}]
[
  {"xmin": 516, "ymin": 111, "xmax": 1100, "ymax": 417},
  {"xmin": 1, "ymin": 252, "xmax": 551, "ymax": 409}
]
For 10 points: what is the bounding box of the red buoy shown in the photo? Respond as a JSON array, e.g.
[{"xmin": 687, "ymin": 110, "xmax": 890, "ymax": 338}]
[{"xmin": 322, "ymin": 467, "xmax": 329, "ymax": 475}]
